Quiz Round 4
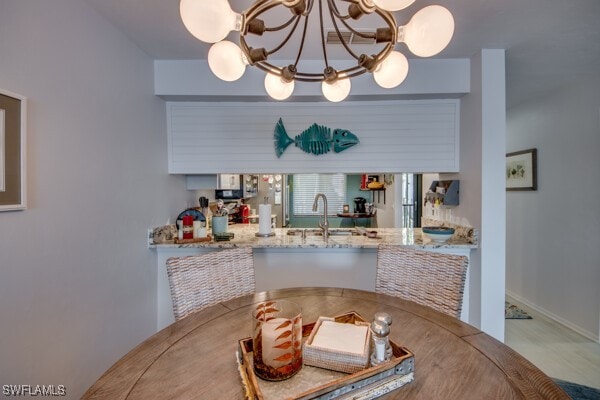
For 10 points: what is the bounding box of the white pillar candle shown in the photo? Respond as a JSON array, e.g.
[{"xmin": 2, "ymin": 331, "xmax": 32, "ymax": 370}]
[{"xmin": 192, "ymin": 221, "xmax": 201, "ymax": 238}]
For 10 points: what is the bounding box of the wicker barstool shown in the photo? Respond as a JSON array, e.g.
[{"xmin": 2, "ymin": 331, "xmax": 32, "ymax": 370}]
[
  {"xmin": 376, "ymin": 245, "xmax": 468, "ymax": 318},
  {"xmin": 166, "ymin": 247, "xmax": 255, "ymax": 321}
]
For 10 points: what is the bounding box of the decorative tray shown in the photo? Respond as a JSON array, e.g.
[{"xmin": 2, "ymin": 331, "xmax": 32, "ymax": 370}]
[
  {"xmin": 237, "ymin": 312, "xmax": 415, "ymax": 400},
  {"xmin": 214, "ymin": 232, "xmax": 235, "ymax": 241},
  {"xmin": 173, "ymin": 235, "xmax": 212, "ymax": 244}
]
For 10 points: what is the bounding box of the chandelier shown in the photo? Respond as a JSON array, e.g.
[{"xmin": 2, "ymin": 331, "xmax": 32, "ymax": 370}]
[{"xmin": 179, "ymin": 0, "xmax": 454, "ymax": 102}]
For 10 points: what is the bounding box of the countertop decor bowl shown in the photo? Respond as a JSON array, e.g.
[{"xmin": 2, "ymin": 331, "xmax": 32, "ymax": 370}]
[{"xmin": 422, "ymin": 226, "xmax": 455, "ymax": 243}]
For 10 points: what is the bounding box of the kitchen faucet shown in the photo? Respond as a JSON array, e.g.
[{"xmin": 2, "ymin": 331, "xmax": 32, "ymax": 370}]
[{"xmin": 312, "ymin": 193, "xmax": 329, "ymax": 239}]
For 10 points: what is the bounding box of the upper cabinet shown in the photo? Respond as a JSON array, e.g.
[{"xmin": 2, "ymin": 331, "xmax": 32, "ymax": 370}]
[{"xmin": 167, "ymin": 100, "xmax": 460, "ymax": 174}]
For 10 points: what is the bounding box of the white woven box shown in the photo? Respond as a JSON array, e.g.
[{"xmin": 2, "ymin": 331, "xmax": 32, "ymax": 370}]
[{"xmin": 303, "ymin": 316, "xmax": 371, "ymax": 374}]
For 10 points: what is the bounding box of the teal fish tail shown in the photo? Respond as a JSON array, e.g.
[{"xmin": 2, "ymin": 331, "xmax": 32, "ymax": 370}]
[{"xmin": 274, "ymin": 118, "xmax": 294, "ymax": 158}]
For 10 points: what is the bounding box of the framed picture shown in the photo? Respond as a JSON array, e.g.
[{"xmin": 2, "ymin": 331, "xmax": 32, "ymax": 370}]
[
  {"xmin": 506, "ymin": 148, "xmax": 537, "ymax": 191},
  {"xmin": 0, "ymin": 88, "xmax": 27, "ymax": 211}
]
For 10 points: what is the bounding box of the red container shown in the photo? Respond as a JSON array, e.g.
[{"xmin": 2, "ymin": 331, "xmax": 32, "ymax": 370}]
[
  {"xmin": 240, "ymin": 205, "xmax": 250, "ymax": 224},
  {"xmin": 182, "ymin": 215, "xmax": 194, "ymax": 239}
]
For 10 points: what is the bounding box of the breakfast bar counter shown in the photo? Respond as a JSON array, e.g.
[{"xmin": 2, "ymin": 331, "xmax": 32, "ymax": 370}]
[
  {"xmin": 150, "ymin": 224, "xmax": 477, "ymax": 250},
  {"xmin": 152, "ymin": 225, "xmax": 478, "ymax": 330}
]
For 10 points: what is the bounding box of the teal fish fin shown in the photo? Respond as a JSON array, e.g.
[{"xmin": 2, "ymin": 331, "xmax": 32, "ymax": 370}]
[{"xmin": 274, "ymin": 118, "xmax": 294, "ymax": 158}]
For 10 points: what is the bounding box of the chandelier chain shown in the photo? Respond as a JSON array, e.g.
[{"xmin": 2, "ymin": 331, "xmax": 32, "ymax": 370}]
[
  {"xmin": 327, "ymin": 0, "xmax": 352, "ymax": 20},
  {"xmin": 318, "ymin": 0, "xmax": 330, "ymax": 70},
  {"xmin": 328, "ymin": 0, "xmax": 361, "ymax": 60},
  {"xmin": 293, "ymin": 9, "xmax": 311, "ymax": 67},
  {"xmin": 264, "ymin": 15, "xmax": 297, "ymax": 32}
]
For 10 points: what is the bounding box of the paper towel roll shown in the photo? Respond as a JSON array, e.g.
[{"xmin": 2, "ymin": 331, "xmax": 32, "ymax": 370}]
[{"xmin": 258, "ymin": 204, "xmax": 272, "ymax": 235}]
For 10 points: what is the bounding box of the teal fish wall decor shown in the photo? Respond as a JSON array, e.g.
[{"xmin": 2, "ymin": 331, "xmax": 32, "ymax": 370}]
[{"xmin": 274, "ymin": 118, "xmax": 359, "ymax": 158}]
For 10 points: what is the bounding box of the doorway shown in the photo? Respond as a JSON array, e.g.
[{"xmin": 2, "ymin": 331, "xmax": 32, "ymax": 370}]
[{"xmin": 397, "ymin": 174, "xmax": 422, "ymax": 228}]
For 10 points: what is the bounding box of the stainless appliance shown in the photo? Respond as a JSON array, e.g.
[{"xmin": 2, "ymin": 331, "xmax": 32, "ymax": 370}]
[
  {"xmin": 249, "ymin": 174, "xmax": 289, "ymax": 228},
  {"xmin": 354, "ymin": 197, "xmax": 367, "ymax": 214},
  {"xmin": 244, "ymin": 175, "xmax": 259, "ymax": 198}
]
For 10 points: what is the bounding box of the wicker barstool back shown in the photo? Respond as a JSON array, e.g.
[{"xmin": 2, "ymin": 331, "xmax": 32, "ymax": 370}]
[
  {"xmin": 166, "ymin": 247, "xmax": 255, "ymax": 321},
  {"xmin": 376, "ymin": 245, "xmax": 468, "ymax": 318}
]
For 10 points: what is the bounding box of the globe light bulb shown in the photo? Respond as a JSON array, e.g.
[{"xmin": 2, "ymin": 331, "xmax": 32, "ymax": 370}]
[
  {"xmin": 208, "ymin": 41, "xmax": 247, "ymax": 81},
  {"xmin": 372, "ymin": 0, "xmax": 415, "ymax": 12},
  {"xmin": 322, "ymin": 78, "xmax": 351, "ymax": 102},
  {"xmin": 373, "ymin": 51, "xmax": 409, "ymax": 89},
  {"xmin": 399, "ymin": 5, "xmax": 454, "ymax": 57},
  {"xmin": 180, "ymin": 0, "xmax": 241, "ymax": 43},
  {"xmin": 264, "ymin": 73, "xmax": 295, "ymax": 100}
]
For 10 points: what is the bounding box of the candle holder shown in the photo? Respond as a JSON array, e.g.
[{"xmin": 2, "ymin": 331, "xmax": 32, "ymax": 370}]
[
  {"xmin": 252, "ymin": 300, "xmax": 302, "ymax": 381},
  {"xmin": 211, "ymin": 215, "xmax": 228, "ymax": 235}
]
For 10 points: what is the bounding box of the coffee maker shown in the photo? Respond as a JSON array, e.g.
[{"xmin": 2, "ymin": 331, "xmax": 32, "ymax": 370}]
[{"xmin": 354, "ymin": 197, "xmax": 367, "ymax": 214}]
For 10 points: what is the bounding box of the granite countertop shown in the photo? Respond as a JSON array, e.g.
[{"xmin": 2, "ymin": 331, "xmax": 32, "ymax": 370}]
[{"xmin": 151, "ymin": 224, "xmax": 478, "ymax": 250}]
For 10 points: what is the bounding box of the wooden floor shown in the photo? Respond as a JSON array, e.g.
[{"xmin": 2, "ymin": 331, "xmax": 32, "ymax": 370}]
[{"xmin": 505, "ymin": 297, "xmax": 600, "ymax": 389}]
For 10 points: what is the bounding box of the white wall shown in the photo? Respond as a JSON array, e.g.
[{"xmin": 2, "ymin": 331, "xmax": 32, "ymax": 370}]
[
  {"xmin": 441, "ymin": 50, "xmax": 507, "ymax": 341},
  {"xmin": 506, "ymin": 75, "xmax": 600, "ymax": 341},
  {"xmin": 0, "ymin": 1, "xmax": 191, "ymax": 398}
]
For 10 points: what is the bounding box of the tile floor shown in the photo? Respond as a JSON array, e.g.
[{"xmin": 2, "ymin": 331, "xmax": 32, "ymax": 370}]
[{"xmin": 505, "ymin": 298, "xmax": 600, "ymax": 389}]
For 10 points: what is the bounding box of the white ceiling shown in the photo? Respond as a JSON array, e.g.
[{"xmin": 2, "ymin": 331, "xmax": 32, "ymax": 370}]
[{"xmin": 84, "ymin": 0, "xmax": 600, "ymax": 107}]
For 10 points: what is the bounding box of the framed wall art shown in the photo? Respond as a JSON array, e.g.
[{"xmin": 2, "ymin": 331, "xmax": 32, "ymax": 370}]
[
  {"xmin": 506, "ymin": 148, "xmax": 537, "ymax": 191},
  {"xmin": 0, "ymin": 88, "xmax": 27, "ymax": 211}
]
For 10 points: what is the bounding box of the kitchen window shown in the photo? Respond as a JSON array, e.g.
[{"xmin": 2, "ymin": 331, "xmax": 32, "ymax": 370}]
[{"xmin": 293, "ymin": 174, "xmax": 346, "ymax": 216}]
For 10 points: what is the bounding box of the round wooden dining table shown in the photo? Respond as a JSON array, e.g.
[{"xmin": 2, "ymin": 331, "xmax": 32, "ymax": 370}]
[{"xmin": 83, "ymin": 287, "xmax": 568, "ymax": 399}]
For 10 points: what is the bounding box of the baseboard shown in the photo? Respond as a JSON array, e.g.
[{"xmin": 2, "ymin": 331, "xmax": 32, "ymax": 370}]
[{"xmin": 506, "ymin": 290, "xmax": 599, "ymax": 343}]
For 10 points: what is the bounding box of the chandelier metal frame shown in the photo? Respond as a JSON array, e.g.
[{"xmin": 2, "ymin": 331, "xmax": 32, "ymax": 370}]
[
  {"xmin": 239, "ymin": 0, "xmax": 398, "ymax": 84},
  {"xmin": 179, "ymin": 0, "xmax": 454, "ymax": 101}
]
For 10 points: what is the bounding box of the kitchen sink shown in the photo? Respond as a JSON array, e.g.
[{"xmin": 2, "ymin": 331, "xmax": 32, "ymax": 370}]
[
  {"xmin": 286, "ymin": 228, "xmax": 361, "ymax": 237},
  {"xmin": 285, "ymin": 228, "xmax": 323, "ymax": 237},
  {"xmin": 329, "ymin": 228, "xmax": 362, "ymax": 236},
  {"xmin": 303, "ymin": 228, "xmax": 324, "ymax": 236}
]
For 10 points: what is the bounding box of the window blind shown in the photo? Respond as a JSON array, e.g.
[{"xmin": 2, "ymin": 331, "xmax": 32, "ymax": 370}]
[{"xmin": 293, "ymin": 174, "xmax": 346, "ymax": 216}]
